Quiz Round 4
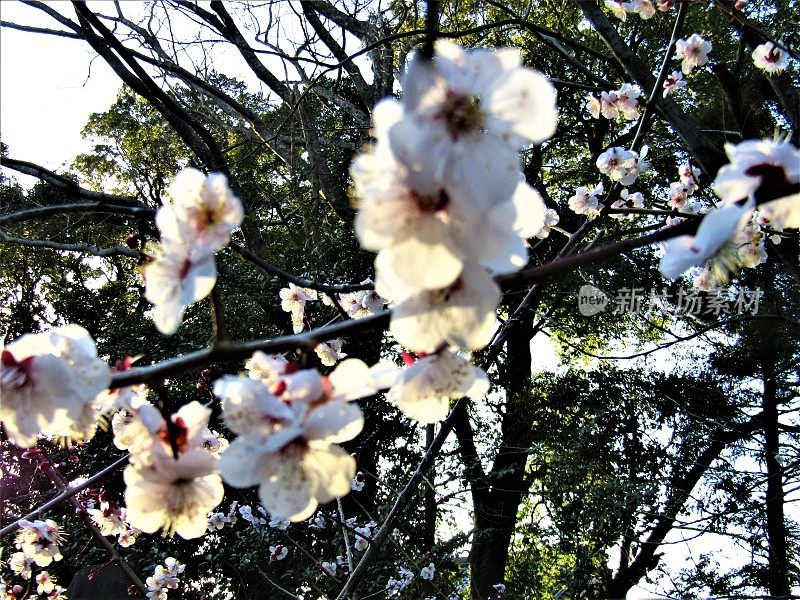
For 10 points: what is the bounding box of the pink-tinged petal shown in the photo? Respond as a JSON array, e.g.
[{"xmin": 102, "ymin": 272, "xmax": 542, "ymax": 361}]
[
  {"xmin": 693, "ymin": 201, "xmax": 754, "ymax": 255},
  {"xmin": 380, "ymin": 225, "xmax": 464, "ymax": 291},
  {"xmin": 761, "ymin": 196, "xmax": 800, "ymax": 229},
  {"xmin": 659, "ymin": 236, "xmax": 701, "ymax": 280},
  {"xmin": 285, "ymin": 369, "xmax": 325, "ymax": 404},
  {"xmin": 448, "ymin": 136, "xmax": 520, "ymax": 205},
  {"xmin": 487, "ymin": 68, "xmax": 558, "ymax": 146},
  {"xmin": 328, "ymin": 359, "xmax": 376, "ymax": 401},
  {"xmin": 258, "ymin": 451, "xmax": 318, "ymax": 522},
  {"xmin": 218, "ymin": 438, "xmax": 268, "ymax": 488},
  {"xmin": 303, "ymin": 401, "xmax": 363, "ymax": 444},
  {"xmin": 214, "ymin": 376, "xmax": 293, "ymax": 435},
  {"xmin": 303, "ymin": 445, "xmax": 355, "ymax": 505}
]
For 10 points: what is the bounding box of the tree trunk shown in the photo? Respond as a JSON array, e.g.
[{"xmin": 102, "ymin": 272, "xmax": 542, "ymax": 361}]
[
  {"xmin": 469, "ymin": 307, "xmax": 534, "ymax": 599},
  {"xmin": 763, "ymin": 362, "xmax": 789, "ymax": 598}
]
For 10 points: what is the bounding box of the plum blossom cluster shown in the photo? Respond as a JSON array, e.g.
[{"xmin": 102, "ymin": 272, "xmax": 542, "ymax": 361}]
[
  {"xmin": 214, "ymin": 355, "xmax": 386, "ymax": 521},
  {"xmin": 660, "ymin": 138, "xmax": 799, "ymax": 282},
  {"xmin": 3, "ymin": 570, "xmax": 67, "ymax": 600},
  {"xmin": 0, "ymin": 325, "xmax": 111, "ymax": 448},
  {"xmin": 385, "ymin": 566, "xmax": 415, "ymax": 596},
  {"xmin": 568, "ymin": 182, "xmax": 604, "ymax": 217},
  {"xmin": 13, "ymin": 520, "xmax": 63, "ymax": 568},
  {"xmin": 596, "ymin": 146, "xmax": 649, "ymax": 185},
  {"xmin": 145, "ymin": 557, "xmax": 185, "ymax": 600},
  {"xmin": 325, "ymin": 283, "xmax": 388, "ymax": 320},
  {"xmin": 280, "ymin": 283, "xmax": 388, "ymax": 334},
  {"xmin": 115, "ymin": 400, "xmax": 224, "ymax": 539},
  {"xmin": 142, "ymin": 168, "xmax": 243, "ymax": 334},
  {"xmin": 348, "ymin": 41, "xmax": 555, "ymax": 420},
  {"xmin": 585, "ymin": 83, "xmax": 642, "ymax": 120},
  {"xmin": 604, "ymin": 0, "xmax": 658, "ymax": 21},
  {"xmin": 351, "ymin": 40, "xmax": 554, "ymax": 348},
  {"xmin": 609, "ymin": 189, "xmax": 645, "ymax": 220},
  {"xmin": 239, "ymin": 504, "xmax": 268, "ymax": 526},
  {"xmin": 207, "ymin": 502, "xmax": 240, "ymax": 531},
  {"xmin": 83, "ymin": 494, "xmax": 140, "ymax": 546},
  {"xmin": 666, "ymin": 161, "xmax": 703, "ymax": 213}
]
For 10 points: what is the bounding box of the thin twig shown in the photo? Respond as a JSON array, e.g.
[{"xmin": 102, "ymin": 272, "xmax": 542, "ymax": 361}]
[{"xmin": 0, "ymin": 454, "xmax": 129, "ymax": 538}]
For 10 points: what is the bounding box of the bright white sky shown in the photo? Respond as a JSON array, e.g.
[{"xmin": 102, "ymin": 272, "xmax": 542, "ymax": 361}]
[
  {"xmin": 1, "ymin": 3, "xmax": 796, "ymax": 599},
  {"xmin": 0, "ymin": 2, "xmax": 121, "ymax": 181}
]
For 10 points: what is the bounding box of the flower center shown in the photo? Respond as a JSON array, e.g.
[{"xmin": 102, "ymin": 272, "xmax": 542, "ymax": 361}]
[
  {"xmin": 441, "ymin": 92, "xmax": 484, "ymax": 139},
  {"xmin": 1, "ymin": 350, "xmax": 35, "ymax": 390},
  {"xmin": 412, "ymin": 189, "xmax": 449, "ymax": 213},
  {"xmin": 178, "ymin": 258, "xmax": 192, "ymax": 280},
  {"xmin": 745, "ymin": 163, "xmax": 797, "ymax": 202},
  {"xmin": 767, "ymin": 48, "xmax": 781, "ymax": 64}
]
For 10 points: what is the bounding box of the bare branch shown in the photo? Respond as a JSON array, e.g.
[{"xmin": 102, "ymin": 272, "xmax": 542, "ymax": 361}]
[{"xmin": 0, "ymin": 229, "xmax": 140, "ymax": 258}]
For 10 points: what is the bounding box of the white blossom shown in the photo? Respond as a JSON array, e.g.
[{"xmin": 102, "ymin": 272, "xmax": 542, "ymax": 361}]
[
  {"xmin": 123, "ymin": 402, "xmax": 224, "ymax": 539},
  {"xmin": 270, "ymin": 545, "xmax": 289, "ymax": 561},
  {"xmin": 534, "ymin": 209, "xmax": 560, "ymax": 239},
  {"xmin": 421, "ymin": 563, "xmax": 436, "ymax": 580},
  {"xmin": 35, "ymin": 572, "xmax": 55, "ymax": 595},
  {"xmin": 675, "ymin": 34, "xmax": 712, "ymax": 74},
  {"xmin": 390, "ymin": 350, "xmax": 490, "ymax": 423},
  {"xmin": 568, "ymin": 183, "xmax": 603, "ymax": 216},
  {"xmin": 215, "ymin": 359, "xmax": 384, "ymax": 522},
  {"xmin": 623, "ymin": 0, "xmax": 656, "ymax": 19},
  {"xmin": 659, "ymin": 200, "xmax": 755, "ymax": 279},
  {"xmin": 245, "ymin": 351, "xmax": 290, "ymax": 388},
  {"xmin": 0, "ymin": 325, "xmax": 111, "ymax": 447},
  {"xmin": 378, "ymin": 261, "xmax": 501, "ymax": 354},
  {"xmin": 142, "ymin": 242, "xmax": 217, "ymax": 335},
  {"xmin": 156, "ymin": 168, "xmax": 243, "ymax": 261},
  {"xmin": 392, "ymin": 40, "xmax": 557, "ymax": 202},
  {"xmin": 315, "ymin": 338, "xmax": 346, "ymax": 366},
  {"xmin": 604, "ymin": 0, "xmax": 628, "ymax": 20},
  {"xmin": 738, "ymin": 242, "xmax": 768, "ymax": 268},
  {"xmin": 269, "ymin": 517, "xmax": 291, "ymax": 530},
  {"xmin": 713, "ymin": 139, "xmax": 800, "ymax": 229},
  {"xmin": 279, "ymin": 283, "xmax": 317, "ymax": 333},
  {"xmin": 752, "ymin": 42, "xmax": 789, "ymax": 75},
  {"xmin": 118, "ymin": 528, "xmax": 140, "ymax": 547},
  {"xmin": 662, "ymin": 71, "xmax": 687, "ymax": 97},
  {"xmin": 9, "ymin": 552, "xmax": 35, "ymax": 579},
  {"xmin": 15, "ymin": 520, "xmax": 63, "ymax": 567},
  {"xmin": 596, "ymin": 147, "xmax": 646, "ymax": 185}
]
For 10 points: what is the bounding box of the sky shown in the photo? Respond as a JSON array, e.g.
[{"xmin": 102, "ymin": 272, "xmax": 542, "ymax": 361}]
[
  {"xmin": 0, "ymin": 2, "xmax": 121, "ymax": 182},
  {"xmin": 0, "ymin": 3, "xmax": 796, "ymax": 599}
]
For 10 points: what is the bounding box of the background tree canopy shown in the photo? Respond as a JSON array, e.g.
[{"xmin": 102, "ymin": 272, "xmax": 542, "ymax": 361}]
[{"xmin": 0, "ymin": 1, "xmax": 798, "ymax": 599}]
